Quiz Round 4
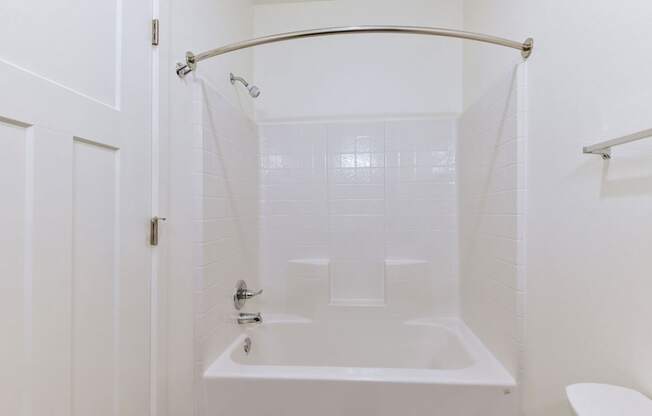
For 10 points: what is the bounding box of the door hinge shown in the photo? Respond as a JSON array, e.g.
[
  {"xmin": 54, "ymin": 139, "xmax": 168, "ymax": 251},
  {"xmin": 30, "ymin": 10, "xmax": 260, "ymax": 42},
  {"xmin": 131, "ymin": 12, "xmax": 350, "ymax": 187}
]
[
  {"xmin": 151, "ymin": 19, "xmax": 160, "ymax": 46},
  {"xmin": 150, "ymin": 216, "xmax": 166, "ymax": 246}
]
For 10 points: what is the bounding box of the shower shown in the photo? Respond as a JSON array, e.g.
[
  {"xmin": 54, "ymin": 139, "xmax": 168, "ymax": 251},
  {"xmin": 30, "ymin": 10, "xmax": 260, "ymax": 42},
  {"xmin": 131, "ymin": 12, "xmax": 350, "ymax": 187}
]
[
  {"xmin": 230, "ymin": 72, "xmax": 261, "ymax": 98},
  {"xmin": 174, "ymin": 19, "xmax": 540, "ymax": 416}
]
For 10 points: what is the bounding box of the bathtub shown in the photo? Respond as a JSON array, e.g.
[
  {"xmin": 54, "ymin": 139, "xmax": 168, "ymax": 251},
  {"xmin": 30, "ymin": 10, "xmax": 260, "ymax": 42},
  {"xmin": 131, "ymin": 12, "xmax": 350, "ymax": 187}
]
[{"xmin": 203, "ymin": 316, "xmax": 516, "ymax": 416}]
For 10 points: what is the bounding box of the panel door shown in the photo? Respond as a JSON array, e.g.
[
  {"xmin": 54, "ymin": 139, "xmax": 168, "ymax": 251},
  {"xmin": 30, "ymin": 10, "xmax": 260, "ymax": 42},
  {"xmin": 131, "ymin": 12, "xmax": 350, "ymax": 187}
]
[{"xmin": 0, "ymin": 1, "xmax": 153, "ymax": 415}]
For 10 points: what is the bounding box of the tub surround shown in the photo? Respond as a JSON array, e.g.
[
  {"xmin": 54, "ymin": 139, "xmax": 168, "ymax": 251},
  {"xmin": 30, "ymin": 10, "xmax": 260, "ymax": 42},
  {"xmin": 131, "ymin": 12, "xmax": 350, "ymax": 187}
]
[
  {"xmin": 191, "ymin": 80, "xmax": 261, "ymax": 411},
  {"xmin": 458, "ymin": 65, "xmax": 528, "ymax": 379},
  {"xmin": 259, "ymin": 117, "xmax": 459, "ymax": 314}
]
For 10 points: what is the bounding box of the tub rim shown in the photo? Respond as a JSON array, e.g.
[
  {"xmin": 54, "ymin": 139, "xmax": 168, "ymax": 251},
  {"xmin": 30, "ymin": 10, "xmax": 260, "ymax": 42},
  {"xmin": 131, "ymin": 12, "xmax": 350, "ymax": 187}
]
[{"xmin": 204, "ymin": 316, "xmax": 516, "ymax": 387}]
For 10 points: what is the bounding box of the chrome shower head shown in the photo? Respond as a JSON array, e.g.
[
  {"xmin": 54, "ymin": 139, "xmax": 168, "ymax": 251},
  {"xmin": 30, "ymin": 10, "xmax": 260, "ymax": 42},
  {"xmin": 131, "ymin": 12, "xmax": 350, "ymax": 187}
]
[
  {"xmin": 248, "ymin": 85, "xmax": 261, "ymax": 98},
  {"xmin": 230, "ymin": 72, "xmax": 261, "ymax": 98}
]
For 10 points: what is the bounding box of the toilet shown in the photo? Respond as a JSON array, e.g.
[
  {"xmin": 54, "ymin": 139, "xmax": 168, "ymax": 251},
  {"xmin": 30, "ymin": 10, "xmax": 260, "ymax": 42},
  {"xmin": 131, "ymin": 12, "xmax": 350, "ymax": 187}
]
[{"xmin": 567, "ymin": 383, "xmax": 652, "ymax": 416}]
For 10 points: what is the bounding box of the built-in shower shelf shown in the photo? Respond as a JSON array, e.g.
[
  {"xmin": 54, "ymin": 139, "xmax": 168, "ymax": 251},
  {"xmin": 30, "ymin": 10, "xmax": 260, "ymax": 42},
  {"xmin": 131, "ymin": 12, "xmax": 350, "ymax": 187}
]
[
  {"xmin": 385, "ymin": 259, "xmax": 429, "ymax": 266},
  {"xmin": 287, "ymin": 259, "xmax": 329, "ymax": 280},
  {"xmin": 329, "ymin": 298, "xmax": 386, "ymax": 307},
  {"xmin": 284, "ymin": 258, "xmax": 434, "ymax": 314},
  {"xmin": 288, "ymin": 259, "xmax": 329, "ymax": 266}
]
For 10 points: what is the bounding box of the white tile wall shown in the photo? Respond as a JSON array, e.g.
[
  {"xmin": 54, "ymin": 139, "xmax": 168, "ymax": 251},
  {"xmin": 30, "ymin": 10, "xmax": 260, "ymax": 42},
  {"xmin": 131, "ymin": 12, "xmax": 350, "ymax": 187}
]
[
  {"xmin": 259, "ymin": 117, "xmax": 458, "ymax": 315},
  {"xmin": 327, "ymin": 122, "xmax": 386, "ymax": 303},
  {"xmin": 259, "ymin": 123, "xmax": 329, "ymax": 308},
  {"xmin": 385, "ymin": 120, "xmax": 459, "ymax": 313},
  {"xmin": 191, "ymin": 80, "xmax": 260, "ymax": 412},
  {"xmin": 458, "ymin": 66, "xmax": 527, "ymax": 379}
]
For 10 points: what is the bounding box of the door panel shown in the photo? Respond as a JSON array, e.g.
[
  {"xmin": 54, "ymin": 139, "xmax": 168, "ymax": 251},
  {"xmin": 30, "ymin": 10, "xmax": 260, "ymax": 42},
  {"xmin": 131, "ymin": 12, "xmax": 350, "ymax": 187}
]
[
  {"xmin": 72, "ymin": 139, "xmax": 119, "ymax": 416},
  {"xmin": 0, "ymin": 119, "xmax": 28, "ymax": 416},
  {"xmin": 0, "ymin": 0, "xmax": 120, "ymax": 106},
  {"xmin": 32, "ymin": 127, "xmax": 74, "ymax": 415},
  {"xmin": 0, "ymin": 1, "xmax": 152, "ymax": 415}
]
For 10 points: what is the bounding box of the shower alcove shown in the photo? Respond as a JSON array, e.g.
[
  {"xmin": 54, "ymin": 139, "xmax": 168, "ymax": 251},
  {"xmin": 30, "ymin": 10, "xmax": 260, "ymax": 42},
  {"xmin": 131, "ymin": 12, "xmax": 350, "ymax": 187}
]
[{"xmin": 169, "ymin": 2, "xmax": 529, "ymax": 415}]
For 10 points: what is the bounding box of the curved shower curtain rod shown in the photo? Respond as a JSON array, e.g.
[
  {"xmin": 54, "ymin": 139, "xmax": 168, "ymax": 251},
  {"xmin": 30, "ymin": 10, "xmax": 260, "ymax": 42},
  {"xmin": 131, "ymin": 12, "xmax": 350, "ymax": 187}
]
[{"xmin": 176, "ymin": 25, "xmax": 534, "ymax": 77}]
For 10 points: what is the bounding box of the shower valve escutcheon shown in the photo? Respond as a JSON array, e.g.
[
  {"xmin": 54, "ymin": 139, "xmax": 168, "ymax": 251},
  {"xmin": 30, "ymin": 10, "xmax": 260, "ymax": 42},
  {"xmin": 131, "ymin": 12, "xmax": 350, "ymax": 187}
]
[{"xmin": 233, "ymin": 280, "xmax": 263, "ymax": 310}]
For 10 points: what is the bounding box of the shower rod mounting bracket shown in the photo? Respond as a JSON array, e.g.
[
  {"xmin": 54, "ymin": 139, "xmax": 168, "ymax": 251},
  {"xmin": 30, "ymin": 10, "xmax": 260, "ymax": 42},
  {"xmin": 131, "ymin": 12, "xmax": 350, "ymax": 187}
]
[
  {"xmin": 521, "ymin": 37, "xmax": 534, "ymax": 59},
  {"xmin": 584, "ymin": 147, "xmax": 612, "ymax": 160},
  {"xmin": 176, "ymin": 52, "xmax": 196, "ymax": 77},
  {"xmin": 175, "ymin": 25, "xmax": 534, "ymax": 78}
]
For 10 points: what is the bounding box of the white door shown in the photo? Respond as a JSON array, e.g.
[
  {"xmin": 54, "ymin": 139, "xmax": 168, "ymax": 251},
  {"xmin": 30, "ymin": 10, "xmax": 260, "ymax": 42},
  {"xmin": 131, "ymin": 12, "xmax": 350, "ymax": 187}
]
[{"xmin": 0, "ymin": 1, "xmax": 153, "ymax": 416}]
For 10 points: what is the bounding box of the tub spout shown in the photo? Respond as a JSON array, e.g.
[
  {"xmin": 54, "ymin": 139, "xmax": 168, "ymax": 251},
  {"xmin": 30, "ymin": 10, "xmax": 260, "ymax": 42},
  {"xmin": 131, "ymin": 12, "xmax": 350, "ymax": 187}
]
[{"xmin": 237, "ymin": 312, "xmax": 263, "ymax": 325}]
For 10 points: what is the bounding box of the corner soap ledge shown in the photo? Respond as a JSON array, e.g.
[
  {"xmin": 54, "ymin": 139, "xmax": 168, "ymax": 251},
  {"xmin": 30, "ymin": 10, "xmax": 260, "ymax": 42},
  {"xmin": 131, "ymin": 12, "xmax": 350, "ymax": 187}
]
[{"xmin": 288, "ymin": 258, "xmax": 330, "ymax": 266}]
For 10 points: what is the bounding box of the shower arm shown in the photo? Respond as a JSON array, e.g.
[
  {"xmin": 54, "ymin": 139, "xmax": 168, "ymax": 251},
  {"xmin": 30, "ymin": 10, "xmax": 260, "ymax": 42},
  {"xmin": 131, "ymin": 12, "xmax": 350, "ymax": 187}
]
[
  {"xmin": 230, "ymin": 73, "xmax": 249, "ymax": 87},
  {"xmin": 176, "ymin": 25, "xmax": 533, "ymax": 77}
]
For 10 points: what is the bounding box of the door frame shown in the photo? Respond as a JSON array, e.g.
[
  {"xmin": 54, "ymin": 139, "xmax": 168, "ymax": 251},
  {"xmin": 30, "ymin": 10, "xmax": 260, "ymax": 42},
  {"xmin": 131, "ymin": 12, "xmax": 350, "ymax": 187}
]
[{"xmin": 151, "ymin": 0, "xmax": 170, "ymax": 414}]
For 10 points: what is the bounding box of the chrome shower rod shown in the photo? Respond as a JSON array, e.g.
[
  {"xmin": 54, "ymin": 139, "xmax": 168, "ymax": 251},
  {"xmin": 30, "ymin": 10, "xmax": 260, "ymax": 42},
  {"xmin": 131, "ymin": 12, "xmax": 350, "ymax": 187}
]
[{"xmin": 176, "ymin": 25, "xmax": 533, "ymax": 77}]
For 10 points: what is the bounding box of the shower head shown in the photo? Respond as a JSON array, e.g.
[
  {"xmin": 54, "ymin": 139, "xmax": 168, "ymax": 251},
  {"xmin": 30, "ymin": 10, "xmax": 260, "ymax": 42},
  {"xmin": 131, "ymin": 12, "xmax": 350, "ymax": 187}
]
[
  {"xmin": 230, "ymin": 72, "xmax": 261, "ymax": 98},
  {"xmin": 248, "ymin": 85, "xmax": 261, "ymax": 98}
]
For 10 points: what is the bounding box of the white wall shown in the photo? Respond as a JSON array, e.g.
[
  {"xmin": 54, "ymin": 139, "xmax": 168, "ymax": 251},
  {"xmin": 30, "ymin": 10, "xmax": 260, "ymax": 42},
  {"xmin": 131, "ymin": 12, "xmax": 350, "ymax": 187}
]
[
  {"xmin": 252, "ymin": 0, "xmax": 463, "ymax": 120},
  {"xmin": 458, "ymin": 65, "xmax": 527, "ymax": 380},
  {"xmin": 463, "ymin": 1, "xmax": 652, "ymax": 415},
  {"xmin": 171, "ymin": 0, "xmax": 255, "ymax": 116},
  {"xmin": 259, "ymin": 117, "xmax": 458, "ymax": 317}
]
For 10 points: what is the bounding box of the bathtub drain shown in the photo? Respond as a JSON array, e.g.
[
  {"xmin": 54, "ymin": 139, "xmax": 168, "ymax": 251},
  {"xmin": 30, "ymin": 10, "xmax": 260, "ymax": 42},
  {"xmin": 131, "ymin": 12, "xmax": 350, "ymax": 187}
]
[{"xmin": 243, "ymin": 337, "xmax": 252, "ymax": 355}]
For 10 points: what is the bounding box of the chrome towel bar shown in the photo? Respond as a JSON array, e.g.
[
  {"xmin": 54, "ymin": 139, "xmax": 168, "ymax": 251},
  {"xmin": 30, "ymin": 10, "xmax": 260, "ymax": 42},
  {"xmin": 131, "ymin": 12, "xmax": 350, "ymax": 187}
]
[
  {"xmin": 583, "ymin": 128, "xmax": 652, "ymax": 159},
  {"xmin": 176, "ymin": 25, "xmax": 533, "ymax": 77}
]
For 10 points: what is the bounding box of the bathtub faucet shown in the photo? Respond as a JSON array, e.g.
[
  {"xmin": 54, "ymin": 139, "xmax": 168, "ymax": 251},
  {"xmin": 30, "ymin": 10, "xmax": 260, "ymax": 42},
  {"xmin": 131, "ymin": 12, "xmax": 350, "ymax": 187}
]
[{"xmin": 237, "ymin": 312, "xmax": 263, "ymax": 325}]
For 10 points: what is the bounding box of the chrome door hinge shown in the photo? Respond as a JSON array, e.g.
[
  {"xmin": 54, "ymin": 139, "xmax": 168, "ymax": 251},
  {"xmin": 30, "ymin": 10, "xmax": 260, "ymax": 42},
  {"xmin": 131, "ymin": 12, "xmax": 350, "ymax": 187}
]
[
  {"xmin": 151, "ymin": 19, "xmax": 160, "ymax": 46},
  {"xmin": 150, "ymin": 216, "xmax": 166, "ymax": 246}
]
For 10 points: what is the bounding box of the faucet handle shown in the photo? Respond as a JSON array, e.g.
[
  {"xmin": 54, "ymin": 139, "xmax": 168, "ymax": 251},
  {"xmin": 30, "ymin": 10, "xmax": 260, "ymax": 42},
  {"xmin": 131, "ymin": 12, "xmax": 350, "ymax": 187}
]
[{"xmin": 233, "ymin": 280, "xmax": 263, "ymax": 310}]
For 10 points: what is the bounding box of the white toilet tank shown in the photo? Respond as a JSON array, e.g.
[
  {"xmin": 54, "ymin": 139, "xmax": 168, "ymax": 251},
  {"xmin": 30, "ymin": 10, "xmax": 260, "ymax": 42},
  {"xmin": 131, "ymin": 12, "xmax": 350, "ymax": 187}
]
[{"xmin": 566, "ymin": 383, "xmax": 652, "ymax": 416}]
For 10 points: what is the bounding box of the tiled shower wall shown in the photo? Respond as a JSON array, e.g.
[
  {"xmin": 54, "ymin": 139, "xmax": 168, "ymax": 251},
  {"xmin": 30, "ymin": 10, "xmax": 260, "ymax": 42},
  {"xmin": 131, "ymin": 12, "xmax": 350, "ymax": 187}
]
[
  {"xmin": 458, "ymin": 65, "xmax": 527, "ymax": 380},
  {"xmin": 259, "ymin": 118, "xmax": 458, "ymax": 314},
  {"xmin": 191, "ymin": 80, "xmax": 259, "ymax": 411}
]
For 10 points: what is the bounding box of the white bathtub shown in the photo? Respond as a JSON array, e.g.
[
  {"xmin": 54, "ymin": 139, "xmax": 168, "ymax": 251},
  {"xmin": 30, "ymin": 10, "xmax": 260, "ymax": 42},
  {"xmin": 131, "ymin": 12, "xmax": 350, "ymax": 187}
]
[{"xmin": 203, "ymin": 316, "xmax": 516, "ymax": 416}]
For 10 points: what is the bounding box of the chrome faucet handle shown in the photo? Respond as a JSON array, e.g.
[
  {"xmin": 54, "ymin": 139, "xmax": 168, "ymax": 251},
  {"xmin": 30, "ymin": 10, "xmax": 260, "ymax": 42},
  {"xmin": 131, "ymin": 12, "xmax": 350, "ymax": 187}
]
[{"xmin": 233, "ymin": 280, "xmax": 263, "ymax": 310}]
